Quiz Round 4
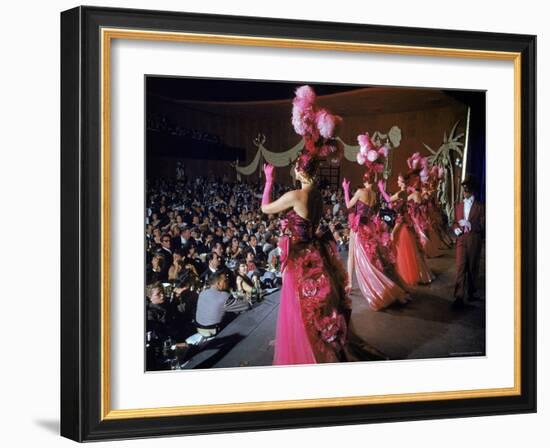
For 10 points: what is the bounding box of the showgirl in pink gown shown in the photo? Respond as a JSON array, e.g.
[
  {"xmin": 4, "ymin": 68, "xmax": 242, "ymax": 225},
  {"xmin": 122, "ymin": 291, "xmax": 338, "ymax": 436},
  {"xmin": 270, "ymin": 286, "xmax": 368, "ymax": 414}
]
[
  {"xmin": 261, "ymin": 85, "xmax": 352, "ymax": 365},
  {"xmin": 348, "ymin": 199, "xmax": 409, "ymax": 310},
  {"xmin": 343, "ymin": 135, "xmax": 409, "ymax": 310},
  {"xmin": 272, "ymin": 209, "xmax": 351, "ymax": 364},
  {"xmin": 383, "ymin": 175, "xmax": 435, "ymax": 287},
  {"xmin": 406, "ymin": 164, "xmax": 449, "ymax": 257}
]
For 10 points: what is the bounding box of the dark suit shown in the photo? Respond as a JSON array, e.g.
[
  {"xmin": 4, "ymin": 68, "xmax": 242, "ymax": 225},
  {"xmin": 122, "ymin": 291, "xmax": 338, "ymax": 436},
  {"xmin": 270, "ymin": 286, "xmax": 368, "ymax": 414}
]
[
  {"xmin": 172, "ymin": 236, "xmax": 195, "ymax": 251},
  {"xmin": 453, "ymin": 199, "xmax": 485, "ymax": 301},
  {"xmin": 199, "ymin": 267, "xmax": 219, "ymax": 288},
  {"xmin": 193, "ymin": 239, "xmax": 207, "ymax": 255},
  {"xmin": 157, "ymin": 247, "xmax": 173, "ymax": 282},
  {"xmin": 248, "ymin": 244, "xmax": 265, "ymax": 264}
]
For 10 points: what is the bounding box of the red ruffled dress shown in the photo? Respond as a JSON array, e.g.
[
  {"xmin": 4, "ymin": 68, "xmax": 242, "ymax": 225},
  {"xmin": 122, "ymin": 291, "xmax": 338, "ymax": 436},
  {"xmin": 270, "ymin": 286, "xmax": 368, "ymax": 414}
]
[{"xmin": 392, "ymin": 199, "xmax": 435, "ymax": 286}]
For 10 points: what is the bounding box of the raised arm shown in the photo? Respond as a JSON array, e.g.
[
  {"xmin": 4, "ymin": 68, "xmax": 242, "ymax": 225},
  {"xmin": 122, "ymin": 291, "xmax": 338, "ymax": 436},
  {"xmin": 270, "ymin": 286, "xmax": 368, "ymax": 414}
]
[
  {"xmin": 261, "ymin": 190, "xmax": 299, "ymax": 215},
  {"xmin": 377, "ymin": 179, "xmax": 393, "ymax": 204},
  {"xmin": 342, "ymin": 178, "xmax": 351, "ymax": 208},
  {"xmin": 261, "ymin": 163, "xmax": 275, "ymax": 208},
  {"xmin": 261, "ymin": 163, "xmax": 299, "ymax": 214}
]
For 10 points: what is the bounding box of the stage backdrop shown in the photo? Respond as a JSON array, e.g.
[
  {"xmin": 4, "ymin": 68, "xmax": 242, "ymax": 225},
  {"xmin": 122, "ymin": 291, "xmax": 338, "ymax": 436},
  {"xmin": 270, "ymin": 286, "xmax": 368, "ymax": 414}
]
[{"xmin": 147, "ymin": 86, "xmax": 473, "ymax": 189}]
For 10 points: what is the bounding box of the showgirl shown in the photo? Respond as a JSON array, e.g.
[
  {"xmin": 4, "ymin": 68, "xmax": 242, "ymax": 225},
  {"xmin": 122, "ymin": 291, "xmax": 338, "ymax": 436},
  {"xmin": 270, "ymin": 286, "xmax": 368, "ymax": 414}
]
[
  {"xmin": 342, "ymin": 132, "xmax": 409, "ymax": 310},
  {"xmin": 379, "ymin": 154, "xmax": 435, "ymax": 286},
  {"xmin": 261, "ymin": 85, "xmax": 351, "ymax": 364}
]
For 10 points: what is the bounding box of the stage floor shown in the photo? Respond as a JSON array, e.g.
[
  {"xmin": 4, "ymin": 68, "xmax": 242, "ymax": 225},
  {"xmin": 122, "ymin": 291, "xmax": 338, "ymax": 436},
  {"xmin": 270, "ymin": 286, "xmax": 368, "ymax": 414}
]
[{"xmin": 182, "ymin": 246, "xmax": 486, "ymax": 369}]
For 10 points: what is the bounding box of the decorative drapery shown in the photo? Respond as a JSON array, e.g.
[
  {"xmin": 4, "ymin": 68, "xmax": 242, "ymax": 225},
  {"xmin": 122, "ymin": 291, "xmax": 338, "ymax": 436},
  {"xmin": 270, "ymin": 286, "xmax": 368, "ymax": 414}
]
[
  {"xmin": 234, "ymin": 147, "xmax": 263, "ymax": 176},
  {"xmin": 234, "ymin": 126, "xmax": 402, "ymax": 178},
  {"xmin": 261, "ymin": 140, "xmax": 304, "ymax": 167}
]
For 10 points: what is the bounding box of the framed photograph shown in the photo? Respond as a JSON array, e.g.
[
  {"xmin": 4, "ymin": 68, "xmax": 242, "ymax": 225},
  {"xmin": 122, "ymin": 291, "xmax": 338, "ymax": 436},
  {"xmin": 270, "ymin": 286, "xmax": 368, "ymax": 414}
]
[{"xmin": 60, "ymin": 6, "xmax": 536, "ymax": 442}]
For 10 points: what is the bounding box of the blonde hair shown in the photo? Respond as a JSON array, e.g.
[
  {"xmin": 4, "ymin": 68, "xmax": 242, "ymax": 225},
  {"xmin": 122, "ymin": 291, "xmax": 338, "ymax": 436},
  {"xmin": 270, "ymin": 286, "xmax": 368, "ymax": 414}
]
[{"xmin": 146, "ymin": 282, "xmax": 164, "ymax": 299}]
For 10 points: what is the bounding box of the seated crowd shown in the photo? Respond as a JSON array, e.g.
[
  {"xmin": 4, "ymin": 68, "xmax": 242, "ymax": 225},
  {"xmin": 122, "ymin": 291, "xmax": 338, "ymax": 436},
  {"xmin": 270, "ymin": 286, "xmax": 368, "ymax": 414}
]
[{"xmin": 145, "ymin": 176, "xmax": 350, "ymax": 369}]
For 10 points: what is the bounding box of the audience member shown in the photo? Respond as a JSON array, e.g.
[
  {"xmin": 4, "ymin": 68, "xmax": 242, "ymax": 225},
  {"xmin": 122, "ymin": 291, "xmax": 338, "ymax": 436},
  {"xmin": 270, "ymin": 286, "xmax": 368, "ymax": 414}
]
[{"xmin": 195, "ymin": 271, "xmax": 231, "ymax": 337}]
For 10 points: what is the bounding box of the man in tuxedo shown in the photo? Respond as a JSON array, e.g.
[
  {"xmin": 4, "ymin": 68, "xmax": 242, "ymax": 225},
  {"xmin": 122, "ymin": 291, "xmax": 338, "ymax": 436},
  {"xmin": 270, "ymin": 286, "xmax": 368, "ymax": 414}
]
[
  {"xmin": 173, "ymin": 226, "xmax": 195, "ymax": 251},
  {"xmin": 203, "ymin": 232, "xmax": 215, "ymax": 254},
  {"xmin": 157, "ymin": 205, "xmax": 170, "ymax": 228},
  {"xmin": 248, "ymin": 234, "xmax": 265, "ymax": 265},
  {"xmin": 157, "ymin": 234, "xmax": 173, "ymax": 282},
  {"xmin": 244, "ymin": 221, "xmax": 256, "ymax": 238},
  {"xmin": 190, "ymin": 227, "xmax": 206, "ymax": 254},
  {"xmin": 199, "ymin": 252, "xmax": 221, "ymax": 287},
  {"xmin": 452, "ymin": 177, "xmax": 485, "ymax": 307},
  {"xmin": 170, "ymin": 225, "xmax": 181, "ymax": 250}
]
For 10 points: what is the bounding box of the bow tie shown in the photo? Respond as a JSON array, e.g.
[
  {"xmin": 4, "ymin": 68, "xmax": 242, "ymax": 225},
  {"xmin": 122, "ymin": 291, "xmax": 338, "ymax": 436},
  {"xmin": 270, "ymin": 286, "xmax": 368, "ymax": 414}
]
[{"xmin": 465, "ymin": 197, "xmax": 474, "ymax": 205}]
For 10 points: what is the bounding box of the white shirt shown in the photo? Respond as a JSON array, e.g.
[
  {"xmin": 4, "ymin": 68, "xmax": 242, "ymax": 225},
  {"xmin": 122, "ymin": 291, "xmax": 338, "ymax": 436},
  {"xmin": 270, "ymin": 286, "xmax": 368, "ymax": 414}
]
[
  {"xmin": 464, "ymin": 195, "xmax": 475, "ymax": 221},
  {"xmin": 454, "ymin": 196, "xmax": 475, "ymax": 236}
]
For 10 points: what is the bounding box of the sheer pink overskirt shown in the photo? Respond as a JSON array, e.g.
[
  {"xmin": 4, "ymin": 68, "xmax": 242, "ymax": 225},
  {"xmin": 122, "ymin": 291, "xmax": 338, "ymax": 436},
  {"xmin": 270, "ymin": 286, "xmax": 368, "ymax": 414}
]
[
  {"xmin": 353, "ymin": 230, "xmax": 408, "ymax": 310},
  {"xmin": 273, "ymin": 260, "xmax": 317, "ymax": 365}
]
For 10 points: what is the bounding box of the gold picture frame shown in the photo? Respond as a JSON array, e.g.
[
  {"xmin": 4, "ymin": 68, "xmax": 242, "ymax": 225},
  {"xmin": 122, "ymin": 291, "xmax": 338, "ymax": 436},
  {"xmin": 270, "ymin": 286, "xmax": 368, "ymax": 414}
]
[{"xmin": 61, "ymin": 6, "xmax": 536, "ymax": 441}]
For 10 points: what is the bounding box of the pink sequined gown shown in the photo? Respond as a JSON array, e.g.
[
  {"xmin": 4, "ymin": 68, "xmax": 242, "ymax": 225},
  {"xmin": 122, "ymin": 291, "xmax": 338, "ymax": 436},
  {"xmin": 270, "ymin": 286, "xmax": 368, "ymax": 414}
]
[
  {"xmin": 349, "ymin": 201, "xmax": 408, "ymax": 311},
  {"xmin": 393, "ymin": 199, "xmax": 435, "ymax": 286},
  {"xmin": 273, "ymin": 210, "xmax": 351, "ymax": 365}
]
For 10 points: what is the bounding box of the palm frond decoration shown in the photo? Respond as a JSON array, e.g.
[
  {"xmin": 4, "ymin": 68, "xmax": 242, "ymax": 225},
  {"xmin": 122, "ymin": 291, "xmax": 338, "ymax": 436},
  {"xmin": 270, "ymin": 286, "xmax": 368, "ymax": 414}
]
[{"xmin": 424, "ymin": 121, "xmax": 465, "ymax": 224}]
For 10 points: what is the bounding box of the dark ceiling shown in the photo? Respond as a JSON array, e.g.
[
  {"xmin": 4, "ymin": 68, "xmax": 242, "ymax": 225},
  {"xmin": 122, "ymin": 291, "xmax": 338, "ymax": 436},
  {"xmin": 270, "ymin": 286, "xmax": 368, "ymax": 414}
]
[{"xmin": 146, "ymin": 76, "xmax": 366, "ymax": 102}]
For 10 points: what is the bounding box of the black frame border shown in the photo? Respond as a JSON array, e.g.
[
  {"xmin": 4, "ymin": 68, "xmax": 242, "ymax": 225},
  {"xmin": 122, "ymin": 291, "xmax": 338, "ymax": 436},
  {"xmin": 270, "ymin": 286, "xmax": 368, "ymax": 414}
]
[{"xmin": 61, "ymin": 6, "xmax": 536, "ymax": 442}]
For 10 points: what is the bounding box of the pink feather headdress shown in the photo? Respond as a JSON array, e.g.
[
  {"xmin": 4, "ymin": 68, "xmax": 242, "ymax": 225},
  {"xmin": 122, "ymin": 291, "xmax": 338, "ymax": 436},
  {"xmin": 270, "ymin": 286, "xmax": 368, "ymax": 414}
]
[
  {"xmin": 405, "ymin": 152, "xmax": 431, "ymax": 185},
  {"xmin": 292, "ymin": 85, "xmax": 343, "ymax": 175},
  {"xmin": 355, "ymin": 132, "xmax": 388, "ymax": 177}
]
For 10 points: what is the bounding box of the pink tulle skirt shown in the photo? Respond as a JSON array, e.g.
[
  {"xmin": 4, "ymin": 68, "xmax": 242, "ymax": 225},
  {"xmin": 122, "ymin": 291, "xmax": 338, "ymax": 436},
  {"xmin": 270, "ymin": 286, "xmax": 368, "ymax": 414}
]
[
  {"xmin": 353, "ymin": 230, "xmax": 408, "ymax": 310},
  {"xmin": 273, "ymin": 239, "xmax": 350, "ymax": 366},
  {"xmin": 273, "ymin": 264, "xmax": 317, "ymax": 365},
  {"xmin": 394, "ymin": 224, "xmax": 434, "ymax": 286}
]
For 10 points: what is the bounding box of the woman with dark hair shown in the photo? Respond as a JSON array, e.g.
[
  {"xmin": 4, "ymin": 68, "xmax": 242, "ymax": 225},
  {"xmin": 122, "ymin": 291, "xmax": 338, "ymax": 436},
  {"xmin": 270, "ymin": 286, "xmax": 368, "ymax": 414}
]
[
  {"xmin": 227, "ymin": 236, "xmax": 243, "ymax": 260},
  {"xmin": 168, "ymin": 248, "xmax": 185, "ymax": 281},
  {"xmin": 175, "ymin": 213, "xmax": 185, "ymax": 230},
  {"xmin": 150, "ymin": 213, "xmax": 161, "ymax": 228},
  {"xmin": 182, "ymin": 242, "xmax": 203, "ymax": 274},
  {"xmin": 235, "ymin": 261, "xmax": 260, "ymax": 302},
  {"xmin": 342, "ymin": 163, "xmax": 409, "ymax": 310},
  {"xmin": 260, "ymin": 85, "xmax": 351, "ymax": 365},
  {"xmin": 151, "ymin": 227, "xmax": 162, "ymax": 248},
  {"xmin": 146, "ymin": 253, "xmax": 165, "ymax": 284}
]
